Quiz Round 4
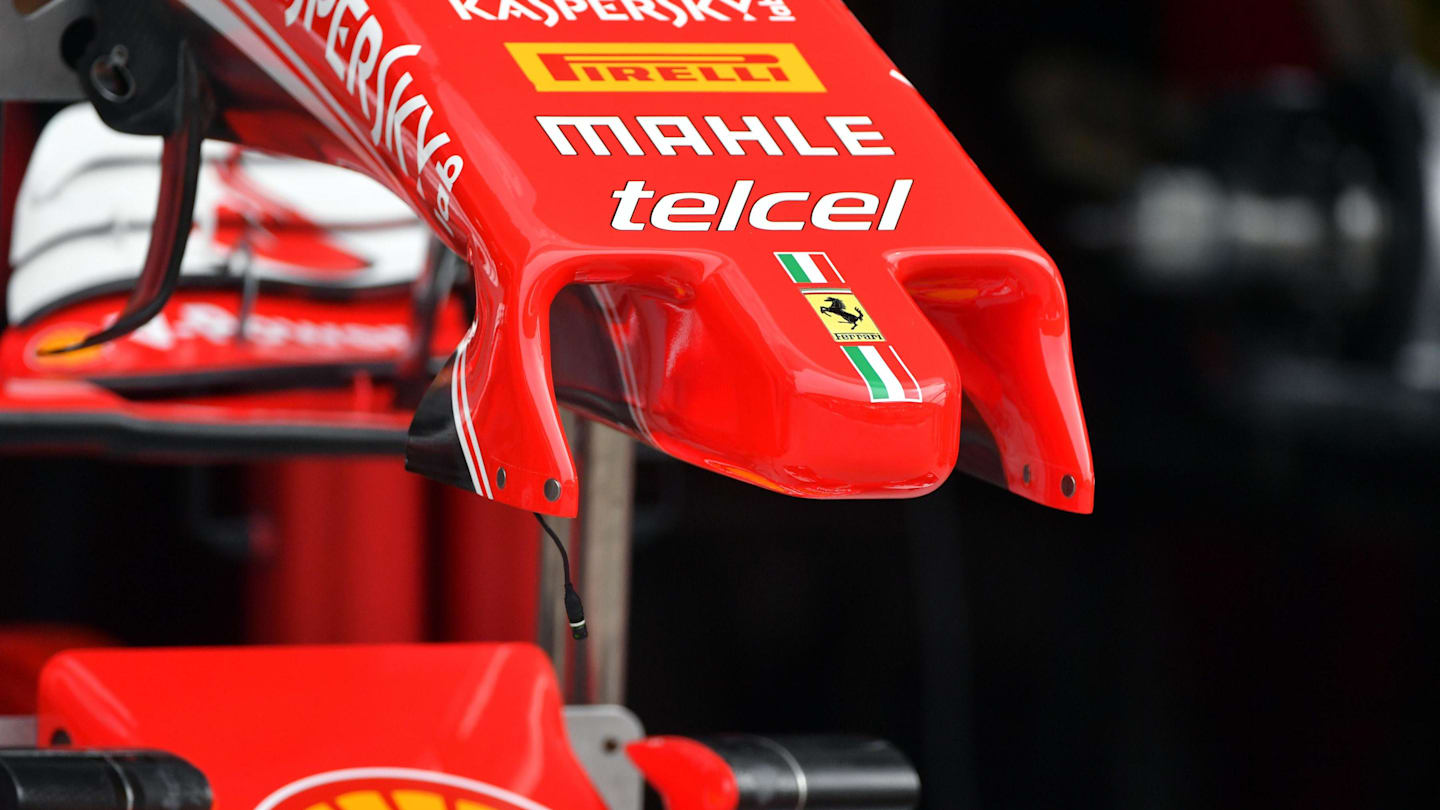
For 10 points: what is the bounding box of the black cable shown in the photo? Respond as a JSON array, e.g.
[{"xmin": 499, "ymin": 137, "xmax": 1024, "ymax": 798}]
[{"xmin": 535, "ymin": 513, "xmax": 587, "ymax": 640}]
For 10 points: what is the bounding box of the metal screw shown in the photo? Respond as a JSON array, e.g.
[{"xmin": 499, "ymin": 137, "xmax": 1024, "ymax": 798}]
[
  {"xmin": 544, "ymin": 478, "xmax": 561, "ymax": 502},
  {"xmin": 1061, "ymin": 474, "xmax": 1077, "ymax": 498},
  {"xmin": 495, "ymin": 468, "xmax": 506, "ymax": 489}
]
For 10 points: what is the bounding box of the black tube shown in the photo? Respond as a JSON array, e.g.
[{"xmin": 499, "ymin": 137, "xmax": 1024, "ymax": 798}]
[
  {"xmin": 697, "ymin": 735, "xmax": 920, "ymax": 810},
  {"xmin": 0, "ymin": 750, "xmax": 211, "ymax": 810}
]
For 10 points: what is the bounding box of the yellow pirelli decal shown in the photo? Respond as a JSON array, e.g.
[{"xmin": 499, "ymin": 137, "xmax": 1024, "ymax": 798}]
[{"xmin": 505, "ymin": 42, "xmax": 826, "ymax": 93}]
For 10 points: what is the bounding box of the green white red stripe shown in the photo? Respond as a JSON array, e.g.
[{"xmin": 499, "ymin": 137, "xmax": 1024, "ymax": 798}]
[
  {"xmin": 842, "ymin": 345, "xmax": 922, "ymax": 402},
  {"xmin": 775, "ymin": 251, "xmax": 843, "ymax": 284}
]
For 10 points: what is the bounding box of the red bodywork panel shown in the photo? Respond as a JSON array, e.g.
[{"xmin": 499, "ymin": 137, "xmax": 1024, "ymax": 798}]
[
  {"xmin": 38, "ymin": 644, "xmax": 605, "ymax": 810},
  {"xmin": 0, "ymin": 626, "xmax": 112, "ymax": 714},
  {"xmin": 0, "ymin": 289, "xmax": 466, "ymax": 453},
  {"xmin": 158, "ymin": 0, "xmax": 1093, "ymax": 516},
  {"xmin": 2, "ymin": 290, "xmax": 464, "ymax": 381},
  {"xmin": 626, "ymin": 737, "xmax": 739, "ymax": 810}
]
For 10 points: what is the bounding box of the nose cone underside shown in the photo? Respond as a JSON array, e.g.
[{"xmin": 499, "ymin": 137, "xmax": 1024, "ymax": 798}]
[
  {"xmin": 549, "ymin": 258, "xmax": 966, "ymax": 503},
  {"xmin": 410, "ymin": 244, "xmax": 1093, "ymax": 518}
]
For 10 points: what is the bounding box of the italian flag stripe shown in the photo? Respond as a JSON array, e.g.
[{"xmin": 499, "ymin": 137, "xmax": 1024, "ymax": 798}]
[
  {"xmin": 842, "ymin": 345, "xmax": 922, "ymax": 402},
  {"xmin": 776, "ymin": 252, "xmax": 839, "ymax": 284}
]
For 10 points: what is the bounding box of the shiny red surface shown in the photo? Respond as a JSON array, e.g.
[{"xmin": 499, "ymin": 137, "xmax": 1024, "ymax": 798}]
[
  {"xmin": 626, "ymin": 737, "xmax": 739, "ymax": 810},
  {"xmin": 0, "ymin": 625, "xmax": 112, "ymax": 714},
  {"xmin": 38, "ymin": 644, "xmax": 606, "ymax": 810},
  {"xmin": 0, "ymin": 289, "xmax": 465, "ymax": 443},
  {"xmin": 2, "ymin": 290, "xmax": 464, "ymax": 380},
  {"xmin": 167, "ymin": 0, "xmax": 1094, "ymax": 516}
]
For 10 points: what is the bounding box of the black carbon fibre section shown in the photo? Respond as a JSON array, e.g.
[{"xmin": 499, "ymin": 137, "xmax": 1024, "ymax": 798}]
[
  {"xmin": 549, "ymin": 285, "xmax": 638, "ymax": 434},
  {"xmin": 404, "ymin": 352, "xmax": 476, "ymax": 493}
]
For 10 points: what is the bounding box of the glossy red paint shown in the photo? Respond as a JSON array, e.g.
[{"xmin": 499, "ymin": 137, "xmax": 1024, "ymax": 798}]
[
  {"xmin": 626, "ymin": 737, "xmax": 739, "ymax": 810},
  {"xmin": 0, "ymin": 288, "xmax": 466, "ymax": 451},
  {"xmin": 38, "ymin": 644, "xmax": 606, "ymax": 810},
  {"xmin": 0, "ymin": 625, "xmax": 112, "ymax": 715},
  {"xmin": 161, "ymin": 0, "xmax": 1093, "ymax": 516},
  {"xmin": 2, "ymin": 290, "xmax": 464, "ymax": 380}
]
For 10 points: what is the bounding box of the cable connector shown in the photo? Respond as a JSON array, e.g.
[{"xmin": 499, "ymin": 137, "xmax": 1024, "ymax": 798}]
[
  {"xmin": 564, "ymin": 583, "xmax": 588, "ymax": 640},
  {"xmin": 535, "ymin": 513, "xmax": 587, "ymax": 643}
]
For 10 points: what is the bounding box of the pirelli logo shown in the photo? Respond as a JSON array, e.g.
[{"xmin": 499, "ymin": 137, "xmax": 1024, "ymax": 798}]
[{"xmin": 505, "ymin": 42, "xmax": 826, "ymax": 93}]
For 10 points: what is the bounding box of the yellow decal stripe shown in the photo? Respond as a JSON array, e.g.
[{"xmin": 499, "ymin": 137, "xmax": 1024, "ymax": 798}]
[{"xmin": 506, "ymin": 42, "xmax": 825, "ymax": 93}]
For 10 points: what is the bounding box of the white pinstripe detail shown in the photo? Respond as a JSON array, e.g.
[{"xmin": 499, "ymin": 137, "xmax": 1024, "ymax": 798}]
[
  {"xmin": 449, "ymin": 340, "xmax": 482, "ymax": 495},
  {"xmin": 888, "ymin": 346, "xmax": 923, "ymax": 400},
  {"xmin": 455, "ymin": 328, "xmax": 494, "ymax": 499},
  {"xmin": 857, "ymin": 345, "xmax": 907, "ymax": 400}
]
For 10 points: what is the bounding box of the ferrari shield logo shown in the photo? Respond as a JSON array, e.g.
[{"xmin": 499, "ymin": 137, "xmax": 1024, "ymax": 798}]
[{"xmin": 803, "ymin": 290, "xmax": 884, "ymax": 342}]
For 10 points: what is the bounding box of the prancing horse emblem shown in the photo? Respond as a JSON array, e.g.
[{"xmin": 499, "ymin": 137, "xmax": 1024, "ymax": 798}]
[{"xmin": 820, "ymin": 297, "xmax": 866, "ymax": 330}]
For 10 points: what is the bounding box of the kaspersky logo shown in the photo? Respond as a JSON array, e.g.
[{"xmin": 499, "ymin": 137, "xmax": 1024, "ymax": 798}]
[
  {"xmin": 505, "ymin": 43, "xmax": 825, "ymax": 92},
  {"xmin": 255, "ymin": 768, "xmax": 552, "ymax": 810}
]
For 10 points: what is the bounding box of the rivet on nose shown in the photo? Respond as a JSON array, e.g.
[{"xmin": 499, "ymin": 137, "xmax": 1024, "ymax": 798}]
[{"xmin": 1061, "ymin": 474, "xmax": 1077, "ymax": 498}]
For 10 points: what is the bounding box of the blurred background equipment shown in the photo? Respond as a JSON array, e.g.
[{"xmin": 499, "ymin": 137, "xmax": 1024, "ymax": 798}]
[{"xmin": 2, "ymin": 0, "xmax": 1436, "ymax": 809}]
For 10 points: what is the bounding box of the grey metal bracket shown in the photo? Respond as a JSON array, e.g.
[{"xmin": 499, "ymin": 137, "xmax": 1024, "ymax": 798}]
[
  {"xmin": 563, "ymin": 705, "xmax": 645, "ymax": 810},
  {"xmin": 1, "ymin": 0, "xmax": 93, "ymax": 101},
  {"xmin": 0, "ymin": 715, "xmax": 37, "ymax": 746}
]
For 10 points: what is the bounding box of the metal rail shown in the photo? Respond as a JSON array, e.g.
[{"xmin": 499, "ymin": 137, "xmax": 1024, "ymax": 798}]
[
  {"xmin": 537, "ymin": 413, "xmax": 637, "ymax": 706},
  {"xmin": 0, "ymin": 0, "xmax": 91, "ymax": 101}
]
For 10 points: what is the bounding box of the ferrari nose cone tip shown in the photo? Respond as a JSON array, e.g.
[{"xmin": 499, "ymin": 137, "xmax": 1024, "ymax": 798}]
[{"xmin": 678, "ymin": 365, "xmax": 963, "ymax": 502}]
